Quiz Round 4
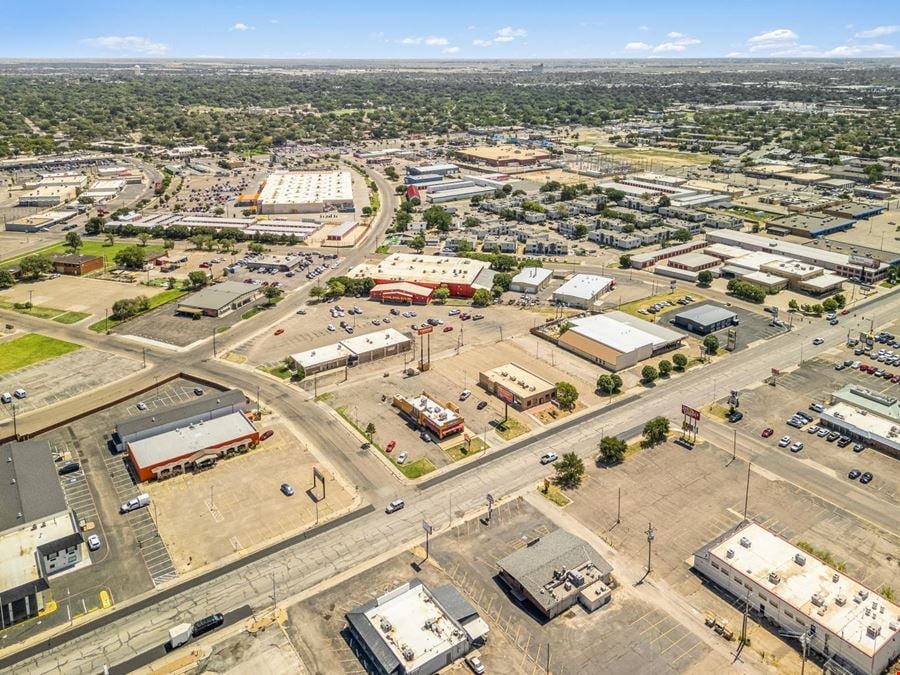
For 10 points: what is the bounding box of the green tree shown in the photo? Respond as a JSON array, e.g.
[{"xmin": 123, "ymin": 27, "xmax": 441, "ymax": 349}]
[
  {"xmin": 423, "ymin": 205, "xmax": 452, "ymax": 231},
  {"xmin": 247, "ymin": 242, "xmax": 266, "ymax": 254},
  {"xmin": 788, "ymin": 299, "xmax": 800, "ymax": 310},
  {"xmin": 558, "ymin": 320, "xmax": 573, "ymax": 335},
  {"xmin": 326, "ymin": 280, "xmax": 346, "ymax": 298},
  {"xmin": 596, "ymin": 373, "xmax": 623, "ymax": 395},
  {"xmin": 64, "ymin": 231, "xmax": 83, "ymax": 253},
  {"xmin": 810, "ymin": 303, "xmax": 824, "ymax": 316},
  {"xmin": 493, "ymin": 273, "xmax": 513, "ymax": 292},
  {"xmin": 395, "ymin": 210, "xmax": 412, "ymax": 231},
  {"xmin": 410, "ymin": 235, "xmax": 426, "ymax": 253},
  {"xmin": 697, "ymin": 270, "xmax": 713, "ymax": 286},
  {"xmin": 187, "ymin": 270, "xmax": 210, "ymax": 288},
  {"xmin": 111, "ymin": 295, "xmax": 150, "ymax": 319},
  {"xmin": 104, "ymin": 232, "xmax": 117, "ymax": 247},
  {"xmin": 137, "ymin": 232, "xmax": 152, "ymax": 247},
  {"xmin": 672, "ymin": 228, "xmax": 691, "ymax": 243},
  {"xmin": 163, "ymin": 239, "xmax": 175, "ymax": 250},
  {"xmin": 619, "ymin": 254, "xmax": 632, "ymax": 269},
  {"xmin": 657, "ymin": 195, "xmax": 671, "ymax": 207},
  {"xmin": 364, "ymin": 422, "xmax": 376, "ymax": 439},
  {"xmin": 0, "ymin": 270, "xmax": 15, "ymax": 289},
  {"xmin": 574, "ymin": 223, "xmax": 588, "ymax": 239},
  {"xmin": 432, "ymin": 287, "xmax": 450, "ymax": 303},
  {"xmin": 114, "ymin": 246, "xmax": 146, "ymax": 270},
  {"xmin": 553, "ymin": 452, "xmax": 585, "ymax": 489},
  {"xmin": 263, "ymin": 286, "xmax": 283, "ymax": 305},
  {"xmin": 598, "ymin": 436, "xmax": 627, "ymax": 464},
  {"xmin": 641, "ymin": 365, "xmax": 658, "ymax": 383},
  {"xmin": 832, "ymin": 293, "xmax": 846, "ymax": 309},
  {"xmin": 85, "ymin": 216, "xmax": 104, "ymax": 235},
  {"xmin": 492, "ymin": 254, "xmax": 517, "ymax": 272},
  {"xmin": 18, "ymin": 254, "xmax": 53, "ymax": 280},
  {"xmin": 555, "ymin": 381, "xmax": 579, "ymax": 410},
  {"xmin": 463, "ymin": 216, "xmax": 481, "ymax": 228},
  {"xmin": 471, "ymin": 288, "xmax": 492, "ymax": 306},
  {"xmin": 658, "ymin": 359, "xmax": 672, "ymax": 376},
  {"xmin": 822, "ymin": 297, "xmax": 838, "ymax": 312},
  {"xmin": 310, "ymin": 285, "xmax": 326, "ymax": 299},
  {"xmin": 672, "ymin": 353, "xmax": 688, "ymax": 370},
  {"xmin": 642, "ymin": 416, "xmax": 670, "ymax": 446},
  {"xmin": 703, "ymin": 334, "xmax": 720, "ymax": 355}
]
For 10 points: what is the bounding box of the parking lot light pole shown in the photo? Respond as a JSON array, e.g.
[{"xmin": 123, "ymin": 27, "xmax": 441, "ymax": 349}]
[{"xmin": 645, "ymin": 522, "xmax": 655, "ymax": 576}]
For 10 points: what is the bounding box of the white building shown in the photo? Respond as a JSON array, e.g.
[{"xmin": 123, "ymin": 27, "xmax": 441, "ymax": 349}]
[
  {"xmin": 509, "ymin": 267, "xmax": 553, "ymax": 294},
  {"xmin": 257, "ymin": 170, "xmax": 354, "ymax": 214},
  {"xmin": 552, "ymin": 274, "xmax": 614, "ymax": 309},
  {"xmin": 694, "ymin": 522, "xmax": 900, "ymax": 675}
]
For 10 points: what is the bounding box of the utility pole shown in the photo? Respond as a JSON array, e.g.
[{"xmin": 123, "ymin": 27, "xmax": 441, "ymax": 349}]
[
  {"xmin": 545, "ymin": 642, "xmax": 551, "ymax": 674},
  {"xmin": 616, "ymin": 487, "xmax": 621, "ymax": 525},
  {"xmin": 743, "ymin": 461, "xmax": 752, "ymax": 520},
  {"xmin": 212, "ymin": 328, "xmax": 217, "ymax": 357},
  {"xmin": 731, "ymin": 428, "xmax": 737, "ymax": 464},
  {"xmin": 11, "ymin": 404, "xmax": 17, "ymax": 438},
  {"xmin": 256, "ymin": 385, "xmax": 261, "ymax": 419}
]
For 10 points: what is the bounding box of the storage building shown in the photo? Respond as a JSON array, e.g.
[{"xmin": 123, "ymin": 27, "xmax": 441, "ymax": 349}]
[
  {"xmin": 552, "ymin": 274, "xmax": 613, "ymax": 309},
  {"xmin": 257, "ymin": 170, "xmax": 354, "ymax": 214},
  {"xmin": 672, "ymin": 304, "xmax": 737, "ymax": 335},
  {"xmin": 175, "ymin": 281, "xmax": 261, "ymax": 318},
  {"xmin": 509, "ymin": 267, "xmax": 553, "ymax": 294},
  {"xmin": 51, "ymin": 254, "xmax": 104, "ymax": 276}
]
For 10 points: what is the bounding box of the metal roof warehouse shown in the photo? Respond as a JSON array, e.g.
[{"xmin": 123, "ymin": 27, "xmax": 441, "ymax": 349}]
[{"xmin": 176, "ymin": 281, "xmax": 262, "ymax": 317}]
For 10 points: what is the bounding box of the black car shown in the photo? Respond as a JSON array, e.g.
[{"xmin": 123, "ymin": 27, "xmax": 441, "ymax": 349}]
[
  {"xmin": 848, "ymin": 469, "xmax": 861, "ymax": 480},
  {"xmin": 476, "ymin": 400, "xmax": 488, "ymax": 410},
  {"xmin": 860, "ymin": 472, "xmax": 874, "ymax": 484},
  {"xmin": 727, "ymin": 412, "xmax": 744, "ymax": 423},
  {"xmin": 192, "ymin": 613, "xmax": 225, "ymax": 638},
  {"xmin": 58, "ymin": 461, "xmax": 80, "ymax": 475}
]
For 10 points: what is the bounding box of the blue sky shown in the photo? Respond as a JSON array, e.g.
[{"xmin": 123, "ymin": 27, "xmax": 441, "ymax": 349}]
[{"xmin": 4, "ymin": 1, "xmax": 898, "ymax": 59}]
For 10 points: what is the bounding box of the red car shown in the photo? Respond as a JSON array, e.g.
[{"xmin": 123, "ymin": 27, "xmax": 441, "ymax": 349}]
[
  {"xmin": 385, "ymin": 440, "xmax": 396, "ymax": 453},
  {"xmin": 199, "ymin": 262, "xmax": 210, "ymax": 268},
  {"xmin": 761, "ymin": 428, "xmax": 774, "ymax": 438},
  {"xmin": 840, "ymin": 309, "xmax": 850, "ymax": 315},
  {"xmin": 260, "ymin": 430, "xmax": 274, "ymax": 441},
  {"xmin": 892, "ymin": 374, "xmax": 900, "ymax": 383},
  {"xmin": 443, "ymin": 326, "xmax": 453, "ymax": 332},
  {"xmin": 274, "ymin": 328, "xmax": 284, "ymax": 335}
]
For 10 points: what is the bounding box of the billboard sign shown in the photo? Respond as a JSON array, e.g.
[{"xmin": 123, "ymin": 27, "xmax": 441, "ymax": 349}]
[
  {"xmin": 849, "ymin": 254, "xmax": 880, "ymax": 269},
  {"xmin": 417, "ymin": 325, "xmax": 433, "ymax": 335},
  {"xmin": 681, "ymin": 404, "xmax": 700, "ymax": 420},
  {"xmin": 496, "ymin": 385, "xmax": 515, "ymax": 404}
]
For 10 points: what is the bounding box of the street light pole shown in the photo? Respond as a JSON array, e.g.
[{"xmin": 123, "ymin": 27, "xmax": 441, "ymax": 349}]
[{"xmin": 645, "ymin": 522, "xmax": 655, "ymax": 575}]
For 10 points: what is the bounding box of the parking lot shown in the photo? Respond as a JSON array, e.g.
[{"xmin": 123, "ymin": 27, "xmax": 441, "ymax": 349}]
[
  {"xmin": 0, "ymin": 346, "xmax": 142, "ymax": 423},
  {"xmin": 147, "ymin": 420, "xmax": 353, "ymax": 573},
  {"xmin": 657, "ymin": 300, "xmax": 789, "ymax": 352}
]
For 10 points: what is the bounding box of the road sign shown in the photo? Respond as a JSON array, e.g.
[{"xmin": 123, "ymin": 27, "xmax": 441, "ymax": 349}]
[
  {"xmin": 771, "ymin": 368, "xmax": 780, "ymax": 377},
  {"xmin": 681, "ymin": 404, "xmax": 700, "ymax": 420},
  {"xmin": 422, "ymin": 520, "xmax": 433, "ymax": 535},
  {"xmin": 417, "ymin": 325, "xmax": 433, "ymax": 335}
]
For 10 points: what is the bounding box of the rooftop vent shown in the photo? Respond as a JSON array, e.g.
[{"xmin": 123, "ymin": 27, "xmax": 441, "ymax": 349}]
[
  {"xmin": 739, "ymin": 536, "xmax": 752, "ymax": 549},
  {"xmin": 794, "ymin": 553, "xmax": 807, "ymax": 566}
]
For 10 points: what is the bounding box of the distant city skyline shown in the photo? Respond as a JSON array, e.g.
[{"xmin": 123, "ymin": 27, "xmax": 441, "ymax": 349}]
[{"xmin": 4, "ymin": 1, "xmax": 899, "ymax": 60}]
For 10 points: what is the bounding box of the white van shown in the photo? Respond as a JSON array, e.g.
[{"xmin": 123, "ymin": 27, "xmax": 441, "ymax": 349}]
[
  {"xmin": 0, "ymin": 393, "xmax": 11, "ymax": 404},
  {"xmin": 13, "ymin": 389, "xmax": 27, "ymax": 399}
]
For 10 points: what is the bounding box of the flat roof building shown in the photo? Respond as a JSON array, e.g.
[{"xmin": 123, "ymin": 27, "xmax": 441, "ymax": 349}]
[
  {"xmin": 407, "ymin": 163, "xmax": 459, "ymax": 176},
  {"xmin": 176, "ymin": 281, "xmax": 261, "ymax": 318},
  {"xmin": 694, "ymin": 522, "xmax": 900, "ymax": 675},
  {"xmin": 113, "ymin": 388, "xmax": 248, "ymax": 452},
  {"xmin": 497, "ymin": 528, "xmax": 613, "ymax": 619},
  {"xmin": 245, "ymin": 255, "xmax": 302, "ymax": 272},
  {"xmin": 345, "ymin": 579, "xmax": 488, "ymax": 675},
  {"xmin": 370, "ymin": 282, "xmax": 434, "ymax": 305},
  {"xmin": 629, "ymin": 241, "xmax": 709, "ymax": 269},
  {"xmin": 257, "ymin": 170, "xmax": 354, "ymax": 214},
  {"xmin": 509, "ymin": 266, "xmax": 553, "ymax": 294},
  {"xmin": 478, "ymin": 363, "xmax": 556, "ymax": 410},
  {"xmin": 127, "ymin": 411, "xmax": 259, "ymax": 482},
  {"xmin": 673, "ymin": 304, "xmax": 737, "ymax": 335},
  {"xmin": 558, "ymin": 310, "xmax": 684, "ymax": 372},
  {"xmin": 552, "ymin": 274, "xmax": 614, "ymax": 309},
  {"xmin": 392, "ymin": 392, "xmax": 465, "ymax": 439},
  {"xmin": 51, "ymin": 254, "xmax": 104, "ymax": 276},
  {"xmin": 455, "ymin": 145, "xmax": 552, "ymax": 167},
  {"xmin": 349, "ymin": 253, "xmax": 495, "ymax": 298},
  {"xmin": 0, "ymin": 441, "xmax": 85, "ymax": 626},
  {"xmin": 818, "ymin": 385, "xmax": 900, "ymax": 459},
  {"xmin": 766, "ymin": 214, "xmax": 855, "ymax": 239},
  {"xmin": 288, "ymin": 328, "xmax": 412, "ymax": 376}
]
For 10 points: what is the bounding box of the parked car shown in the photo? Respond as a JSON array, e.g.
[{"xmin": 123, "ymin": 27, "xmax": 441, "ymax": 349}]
[
  {"xmin": 136, "ymin": 401, "xmax": 147, "ymax": 411},
  {"xmin": 385, "ymin": 499, "xmax": 405, "ymax": 514},
  {"xmin": 396, "ymin": 452, "xmax": 408, "ymax": 465},
  {"xmin": 0, "ymin": 392, "xmax": 10, "ymax": 404},
  {"xmin": 459, "ymin": 389, "xmax": 471, "ymax": 401},
  {"xmin": 13, "ymin": 388, "xmax": 27, "ymax": 399},
  {"xmin": 477, "ymin": 400, "xmax": 488, "ymax": 410},
  {"xmin": 280, "ymin": 483, "xmax": 294, "ymax": 496},
  {"xmin": 58, "ymin": 461, "xmax": 80, "ymax": 475},
  {"xmin": 778, "ymin": 436, "xmax": 791, "ymax": 447},
  {"xmin": 385, "ymin": 440, "xmax": 396, "ymax": 453},
  {"xmin": 826, "ymin": 432, "xmax": 841, "ymax": 442},
  {"xmin": 540, "ymin": 452, "xmax": 559, "ymax": 465},
  {"xmin": 466, "ymin": 655, "xmax": 486, "ymax": 675},
  {"xmin": 852, "ymin": 443, "xmax": 865, "ymax": 453},
  {"xmin": 274, "ymin": 328, "xmax": 285, "ymax": 336},
  {"xmin": 790, "ymin": 441, "xmax": 804, "ymax": 452},
  {"xmin": 837, "ymin": 437, "xmax": 852, "ymax": 448},
  {"xmin": 120, "ymin": 493, "xmax": 150, "ymax": 513},
  {"xmin": 860, "ymin": 472, "xmax": 874, "ymax": 484},
  {"xmin": 761, "ymin": 428, "xmax": 774, "ymax": 438},
  {"xmin": 727, "ymin": 411, "xmax": 744, "ymax": 423},
  {"xmin": 812, "ymin": 338, "xmax": 824, "ymax": 345},
  {"xmin": 848, "ymin": 469, "xmax": 861, "ymax": 480},
  {"xmin": 87, "ymin": 534, "xmax": 102, "ymax": 551},
  {"xmin": 809, "ymin": 402, "xmax": 825, "ymax": 413}
]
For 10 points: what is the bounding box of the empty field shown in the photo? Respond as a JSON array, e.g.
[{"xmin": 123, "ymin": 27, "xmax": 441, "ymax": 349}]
[{"xmin": 0, "ymin": 333, "xmax": 81, "ymax": 374}]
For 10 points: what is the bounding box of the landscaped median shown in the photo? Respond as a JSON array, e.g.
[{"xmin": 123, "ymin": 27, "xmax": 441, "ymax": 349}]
[
  {"xmin": 88, "ymin": 288, "xmax": 187, "ymax": 332},
  {"xmin": 0, "ymin": 333, "xmax": 82, "ymax": 374}
]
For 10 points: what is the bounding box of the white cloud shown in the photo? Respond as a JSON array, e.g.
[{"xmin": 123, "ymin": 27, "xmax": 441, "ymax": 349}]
[
  {"xmin": 654, "ymin": 42, "xmax": 686, "ymax": 52},
  {"xmin": 638, "ymin": 25, "xmax": 649, "ymax": 31},
  {"xmin": 624, "ymin": 42, "xmax": 652, "ymax": 51},
  {"xmin": 746, "ymin": 28, "xmax": 799, "ymax": 52},
  {"xmin": 854, "ymin": 25, "xmax": 899, "ymax": 38},
  {"xmin": 652, "ymin": 34, "xmax": 700, "ymax": 53},
  {"xmin": 400, "ymin": 35, "xmax": 449, "ymax": 46},
  {"xmin": 442, "ymin": 46, "xmax": 460, "ymax": 54},
  {"xmin": 82, "ymin": 35, "xmax": 169, "ymax": 56},
  {"xmin": 230, "ymin": 22, "xmax": 254, "ymax": 31},
  {"xmin": 667, "ymin": 31, "xmax": 685, "ymax": 38},
  {"xmin": 270, "ymin": 19, "xmax": 279, "ymax": 24},
  {"xmin": 726, "ymin": 51, "xmax": 744, "ymax": 58},
  {"xmin": 824, "ymin": 42, "xmax": 900, "ymax": 56},
  {"xmin": 472, "ymin": 26, "xmax": 527, "ymax": 47}
]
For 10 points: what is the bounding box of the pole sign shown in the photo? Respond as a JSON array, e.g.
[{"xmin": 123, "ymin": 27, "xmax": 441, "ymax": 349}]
[
  {"xmin": 496, "ymin": 386, "xmax": 515, "ymax": 404},
  {"xmin": 417, "ymin": 325, "xmax": 434, "ymax": 335},
  {"xmin": 422, "ymin": 520, "xmax": 433, "ymax": 535},
  {"xmin": 681, "ymin": 404, "xmax": 700, "ymax": 421}
]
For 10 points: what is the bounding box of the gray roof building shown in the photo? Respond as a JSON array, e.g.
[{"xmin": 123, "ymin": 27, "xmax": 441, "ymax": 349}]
[
  {"xmin": 497, "ymin": 529, "xmax": 613, "ymax": 618},
  {"xmin": 176, "ymin": 281, "xmax": 261, "ymax": 317},
  {"xmin": 673, "ymin": 304, "xmax": 738, "ymax": 334},
  {"xmin": 0, "ymin": 440, "xmax": 67, "ymax": 535}
]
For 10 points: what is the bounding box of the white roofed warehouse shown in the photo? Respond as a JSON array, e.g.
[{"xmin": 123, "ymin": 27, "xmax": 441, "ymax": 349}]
[
  {"xmin": 509, "ymin": 267, "xmax": 553, "ymax": 294},
  {"xmin": 552, "ymin": 274, "xmax": 614, "ymax": 309},
  {"xmin": 257, "ymin": 170, "xmax": 354, "ymax": 214},
  {"xmin": 694, "ymin": 522, "xmax": 900, "ymax": 675}
]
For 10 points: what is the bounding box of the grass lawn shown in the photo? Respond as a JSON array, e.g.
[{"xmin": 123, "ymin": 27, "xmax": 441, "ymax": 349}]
[
  {"xmin": 586, "ymin": 144, "xmax": 714, "ymax": 165},
  {"xmin": 725, "ymin": 206, "xmax": 781, "ymax": 223},
  {"xmin": 537, "ymin": 482, "xmax": 571, "ymax": 507},
  {"xmin": 705, "ymin": 403, "xmax": 732, "ymax": 422},
  {"xmin": 535, "ymin": 401, "xmax": 586, "ymax": 425},
  {"xmin": 0, "ymin": 334, "xmax": 82, "ymax": 375},
  {"xmin": 52, "ymin": 311, "xmax": 91, "ymax": 324},
  {"xmin": 258, "ymin": 364, "xmax": 292, "ymax": 380},
  {"xmin": 1, "ymin": 240, "xmax": 165, "ymax": 267},
  {"xmin": 88, "ymin": 288, "xmax": 187, "ymax": 332},
  {"xmin": 444, "ymin": 437, "xmax": 489, "ymax": 462},
  {"xmin": 397, "ymin": 458, "xmax": 435, "ymax": 479},
  {"xmin": 495, "ymin": 416, "xmax": 530, "ymax": 441},
  {"xmin": 0, "ymin": 297, "xmax": 90, "ymax": 324},
  {"xmin": 617, "ymin": 291, "xmax": 701, "ymax": 321},
  {"xmin": 242, "ymin": 306, "xmax": 264, "ymax": 320}
]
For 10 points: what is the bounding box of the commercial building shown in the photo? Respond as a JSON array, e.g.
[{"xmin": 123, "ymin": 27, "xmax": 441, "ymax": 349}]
[
  {"xmin": 392, "ymin": 392, "xmax": 465, "ymax": 439},
  {"xmin": 766, "ymin": 214, "xmax": 855, "ymax": 239},
  {"xmin": 629, "ymin": 241, "xmax": 709, "ymax": 270},
  {"xmin": 113, "ymin": 388, "xmax": 248, "ymax": 452},
  {"xmin": 348, "ymin": 254, "xmax": 495, "ymax": 298},
  {"xmin": 404, "ymin": 174, "xmax": 443, "ymax": 186},
  {"xmin": 509, "ymin": 267, "xmax": 553, "ymax": 294},
  {"xmin": 705, "ymin": 230, "xmax": 890, "ymax": 284},
  {"xmin": 665, "ymin": 252, "xmax": 721, "ymax": 273},
  {"xmin": 673, "ymin": 304, "xmax": 737, "ymax": 335},
  {"xmin": 50, "ymin": 254, "xmax": 104, "ymax": 276},
  {"xmin": 17, "ymin": 185, "xmax": 77, "ymax": 207},
  {"xmin": 370, "ymin": 282, "xmax": 434, "ymax": 305},
  {"xmin": 0, "ymin": 441, "xmax": 85, "ymax": 626},
  {"xmin": 821, "ymin": 202, "xmax": 886, "ymax": 220},
  {"xmin": 407, "ymin": 163, "xmax": 459, "ymax": 176},
  {"xmin": 557, "ymin": 311, "xmax": 684, "ymax": 372},
  {"xmin": 552, "ymin": 274, "xmax": 614, "ymax": 309},
  {"xmin": 326, "ymin": 220, "xmax": 361, "ymax": 243},
  {"xmin": 127, "ymin": 411, "xmax": 259, "ymax": 482},
  {"xmin": 257, "ymin": 170, "xmax": 354, "ymax": 214},
  {"xmin": 478, "ymin": 363, "xmax": 556, "ymax": 410},
  {"xmin": 818, "ymin": 386, "xmax": 900, "ymax": 459},
  {"xmin": 496, "ymin": 529, "xmax": 613, "ymax": 620},
  {"xmin": 175, "ymin": 281, "xmax": 261, "ymax": 318},
  {"xmin": 455, "ymin": 145, "xmax": 552, "ymax": 167},
  {"xmin": 245, "ymin": 255, "xmax": 303, "ymax": 273},
  {"xmin": 345, "ymin": 579, "xmax": 488, "ymax": 675},
  {"xmin": 288, "ymin": 328, "xmax": 412, "ymax": 376},
  {"xmin": 694, "ymin": 522, "xmax": 900, "ymax": 675}
]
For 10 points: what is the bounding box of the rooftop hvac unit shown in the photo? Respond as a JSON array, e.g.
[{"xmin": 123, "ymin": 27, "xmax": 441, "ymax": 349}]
[
  {"xmin": 768, "ymin": 572, "xmax": 781, "ymax": 585},
  {"xmin": 832, "ymin": 573, "xmax": 840, "ymax": 583},
  {"xmin": 794, "ymin": 553, "xmax": 807, "ymax": 566},
  {"xmin": 811, "ymin": 593, "xmax": 826, "ymax": 607},
  {"xmin": 380, "ymin": 617, "xmax": 392, "ymax": 632},
  {"xmin": 726, "ymin": 549, "xmax": 735, "ymax": 559},
  {"xmin": 739, "ymin": 536, "xmax": 752, "ymax": 549},
  {"xmin": 401, "ymin": 645, "xmax": 414, "ymax": 661},
  {"xmin": 867, "ymin": 623, "xmax": 882, "ymax": 639},
  {"xmin": 835, "ymin": 596, "xmax": 847, "ymax": 606}
]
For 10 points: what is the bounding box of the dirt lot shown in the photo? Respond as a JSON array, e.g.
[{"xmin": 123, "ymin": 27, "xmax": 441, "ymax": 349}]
[
  {"xmin": 0, "ymin": 345, "xmax": 142, "ymax": 423},
  {"xmin": 2, "ymin": 276, "xmax": 160, "ymax": 319},
  {"xmin": 148, "ymin": 420, "xmax": 354, "ymax": 573}
]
